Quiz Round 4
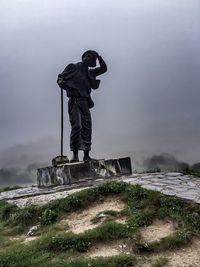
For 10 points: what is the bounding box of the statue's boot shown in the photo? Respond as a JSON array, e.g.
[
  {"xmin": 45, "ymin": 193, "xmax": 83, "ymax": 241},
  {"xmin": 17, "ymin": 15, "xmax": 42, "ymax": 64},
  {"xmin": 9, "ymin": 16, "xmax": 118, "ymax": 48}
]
[
  {"xmin": 83, "ymin": 151, "xmax": 96, "ymax": 162},
  {"xmin": 70, "ymin": 151, "xmax": 79, "ymax": 163}
]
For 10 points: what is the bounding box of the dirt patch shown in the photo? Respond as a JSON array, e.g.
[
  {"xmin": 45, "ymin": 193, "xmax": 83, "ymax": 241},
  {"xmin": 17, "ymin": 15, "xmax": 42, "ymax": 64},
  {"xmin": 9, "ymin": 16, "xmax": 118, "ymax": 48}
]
[
  {"xmin": 24, "ymin": 236, "xmax": 38, "ymax": 243},
  {"xmin": 141, "ymin": 219, "xmax": 176, "ymax": 243},
  {"xmin": 59, "ymin": 196, "xmax": 126, "ymax": 234},
  {"xmin": 115, "ymin": 217, "xmax": 128, "ymax": 224},
  {"xmin": 166, "ymin": 238, "xmax": 200, "ymax": 267},
  {"xmin": 85, "ymin": 239, "xmax": 132, "ymax": 258},
  {"xmin": 138, "ymin": 238, "xmax": 200, "ymax": 267}
]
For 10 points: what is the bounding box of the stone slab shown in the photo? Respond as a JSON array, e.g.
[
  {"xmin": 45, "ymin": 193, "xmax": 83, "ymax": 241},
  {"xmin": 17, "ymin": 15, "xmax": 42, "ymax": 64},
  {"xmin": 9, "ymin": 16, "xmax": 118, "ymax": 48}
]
[{"xmin": 37, "ymin": 157, "xmax": 132, "ymax": 187}]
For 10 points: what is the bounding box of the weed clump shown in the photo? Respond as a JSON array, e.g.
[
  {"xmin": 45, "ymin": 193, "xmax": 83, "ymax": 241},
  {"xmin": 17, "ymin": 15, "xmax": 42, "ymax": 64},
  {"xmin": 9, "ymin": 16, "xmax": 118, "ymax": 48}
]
[
  {"xmin": 8, "ymin": 205, "xmax": 41, "ymax": 227},
  {"xmin": 41, "ymin": 209, "xmax": 58, "ymax": 225},
  {"xmin": 0, "ymin": 201, "xmax": 18, "ymax": 222}
]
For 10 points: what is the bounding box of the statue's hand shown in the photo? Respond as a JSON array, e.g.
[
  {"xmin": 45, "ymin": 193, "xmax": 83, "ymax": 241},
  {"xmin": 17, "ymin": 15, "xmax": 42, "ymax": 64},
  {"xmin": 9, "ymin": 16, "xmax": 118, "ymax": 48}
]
[
  {"xmin": 57, "ymin": 75, "xmax": 66, "ymax": 89},
  {"xmin": 95, "ymin": 52, "xmax": 101, "ymax": 59}
]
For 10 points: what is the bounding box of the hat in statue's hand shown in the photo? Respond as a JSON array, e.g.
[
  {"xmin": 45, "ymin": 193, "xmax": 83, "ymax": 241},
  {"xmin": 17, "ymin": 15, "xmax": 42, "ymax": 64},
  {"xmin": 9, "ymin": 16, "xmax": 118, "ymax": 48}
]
[{"xmin": 82, "ymin": 50, "xmax": 97, "ymax": 61}]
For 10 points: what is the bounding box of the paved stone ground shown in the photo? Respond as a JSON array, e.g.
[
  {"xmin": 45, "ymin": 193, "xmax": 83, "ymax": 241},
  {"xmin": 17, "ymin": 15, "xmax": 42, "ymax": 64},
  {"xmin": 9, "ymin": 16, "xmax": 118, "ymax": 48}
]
[
  {"xmin": 0, "ymin": 172, "xmax": 200, "ymax": 207},
  {"xmin": 125, "ymin": 172, "xmax": 200, "ymax": 203}
]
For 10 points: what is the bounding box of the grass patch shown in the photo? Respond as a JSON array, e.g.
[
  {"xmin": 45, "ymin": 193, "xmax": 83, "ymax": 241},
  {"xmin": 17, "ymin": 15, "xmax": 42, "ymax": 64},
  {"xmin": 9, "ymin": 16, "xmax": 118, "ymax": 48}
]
[
  {"xmin": 0, "ymin": 181, "xmax": 200, "ymax": 266},
  {"xmin": 48, "ymin": 255, "xmax": 136, "ymax": 267},
  {"xmin": 136, "ymin": 228, "xmax": 192, "ymax": 253},
  {"xmin": 0, "ymin": 247, "xmax": 51, "ymax": 267},
  {"xmin": 0, "ymin": 181, "xmax": 127, "ymax": 232},
  {"xmin": 0, "ymin": 248, "xmax": 135, "ymax": 267},
  {"xmin": 37, "ymin": 221, "xmax": 131, "ymax": 252},
  {"xmin": 182, "ymin": 169, "xmax": 200, "ymax": 177},
  {"xmin": 0, "ymin": 221, "xmax": 134, "ymax": 266},
  {"xmin": 0, "ymin": 201, "xmax": 18, "ymax": 222},
  {"xmin": 8, "ymin": 205, "xmax": 41, "ymax": 227}
]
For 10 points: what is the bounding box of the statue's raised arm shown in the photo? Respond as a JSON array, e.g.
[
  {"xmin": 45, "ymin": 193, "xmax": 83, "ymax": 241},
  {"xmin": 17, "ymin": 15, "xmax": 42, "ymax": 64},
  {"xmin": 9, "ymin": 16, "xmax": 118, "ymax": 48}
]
[{"xmin": 89, "ymin": 53, "xmax": 107, "ymax": 77}]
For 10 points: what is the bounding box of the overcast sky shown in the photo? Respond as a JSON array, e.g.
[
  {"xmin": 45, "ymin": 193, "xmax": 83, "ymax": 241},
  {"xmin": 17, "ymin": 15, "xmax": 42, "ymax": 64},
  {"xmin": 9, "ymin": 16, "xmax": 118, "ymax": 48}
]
[{"xmin": 0, "ymin": 0, "xmax": 200, "ymax": 167}]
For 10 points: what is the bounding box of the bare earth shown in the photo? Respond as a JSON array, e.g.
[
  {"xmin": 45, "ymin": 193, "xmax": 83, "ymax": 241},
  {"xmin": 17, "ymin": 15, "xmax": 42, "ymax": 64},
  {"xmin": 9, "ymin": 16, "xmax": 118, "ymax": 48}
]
[
  {"xmin": 139, "ymin": 238, "xmax": 200, "ymax": 267},
  {"xmin": 63, "ymin": 198, "xmax": 200, "ymax": 267},
  {"xmin": 140, "ymin": 219, "xmax": 177, "ymax": 243},
  {"xmin": 85, "ymin": 239, "xmax": 132, "ymax": 258},
  {"xmin": 9, "ymin": 193, "xmax": 200, "ymax": 266},
  {"xmin": 58, "ymin": 196, "xmax": 126, "ymax": 234},
  {"xmin": 56, "ymin": 197, "xmax": 200, "ymax": 266}
]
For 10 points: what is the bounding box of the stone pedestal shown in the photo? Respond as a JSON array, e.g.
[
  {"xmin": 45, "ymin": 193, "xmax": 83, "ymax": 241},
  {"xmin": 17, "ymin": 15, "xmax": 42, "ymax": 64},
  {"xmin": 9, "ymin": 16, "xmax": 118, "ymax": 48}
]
[{"xmin": 37, "ymin": 157, "xmax": 132, "ymax": 188}]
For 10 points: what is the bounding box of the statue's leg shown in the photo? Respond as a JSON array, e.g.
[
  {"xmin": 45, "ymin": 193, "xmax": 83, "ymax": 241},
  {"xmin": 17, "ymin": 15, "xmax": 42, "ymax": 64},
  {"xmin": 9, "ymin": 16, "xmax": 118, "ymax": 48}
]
[
  {"xmin": 79, "ymin": 98, "xmax": 92, "ymax": 152},
  {"xmin": 68, "ymin": 98, "xmax": 82, "ymax": 152}
]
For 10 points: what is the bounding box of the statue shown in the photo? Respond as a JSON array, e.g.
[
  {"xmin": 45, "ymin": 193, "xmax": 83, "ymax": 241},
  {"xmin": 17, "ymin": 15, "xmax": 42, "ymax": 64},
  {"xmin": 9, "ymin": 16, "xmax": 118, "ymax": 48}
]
[{"xmin": 57, "ymin": 50, "xmax": 107, "ymax": 162}]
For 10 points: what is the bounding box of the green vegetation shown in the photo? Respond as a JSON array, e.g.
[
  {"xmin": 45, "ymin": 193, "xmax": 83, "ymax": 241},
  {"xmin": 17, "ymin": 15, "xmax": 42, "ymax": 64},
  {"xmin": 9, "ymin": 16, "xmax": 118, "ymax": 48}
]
[
  {"xmin": 0, "ymin": 181, "xmax": 127, "ymax": 231},
  {"xmin": 182, "ymin": 169, "xmax": 200, "ymax": 177},
  {"xmin": 0, "ymin": 250, "xmax": 135, "ymax": 267},
  {"xmin": 37, "ymin": 222, "xmax": 130, "ymax": 253},
  {"xmin": 0, "ymin": 181, "xmax": 199, "ymax": 266},
  {"xmin": 136, "ymin": 228, "xmax": 192, "ymax": 253},
  {"xmin": 50, "ymin": 255, "xmax": 136, "ymax": 267}
]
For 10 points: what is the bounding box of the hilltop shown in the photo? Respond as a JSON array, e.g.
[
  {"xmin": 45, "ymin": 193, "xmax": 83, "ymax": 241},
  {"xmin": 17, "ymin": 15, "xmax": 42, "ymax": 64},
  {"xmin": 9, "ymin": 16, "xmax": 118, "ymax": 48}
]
[{"xmin": 0, "ymin": 175, "xmax": 200, "ymax": 266}]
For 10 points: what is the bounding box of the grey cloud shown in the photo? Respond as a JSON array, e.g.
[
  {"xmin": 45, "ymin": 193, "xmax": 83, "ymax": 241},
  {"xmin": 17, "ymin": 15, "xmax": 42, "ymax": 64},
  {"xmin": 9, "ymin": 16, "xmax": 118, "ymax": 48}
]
[
  {"xmin": 140, "ymin": 153, "xmax": 189, "ymax": 172},
  {"xmin": 0, "ymin": 168, "xmax": 34, "ymax": 187},
  {"xmin": 0, "ymin": 137, "xmax": 57, "ymax": 169},
  {"xmin": 0, "ymin": 0, "xmax": 200, "ymax": 171}
]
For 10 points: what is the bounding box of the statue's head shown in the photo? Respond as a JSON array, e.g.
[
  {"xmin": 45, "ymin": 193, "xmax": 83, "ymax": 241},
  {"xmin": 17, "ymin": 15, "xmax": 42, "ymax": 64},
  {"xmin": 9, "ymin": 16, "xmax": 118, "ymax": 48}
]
[{"xmin": 82, "ymin": 50, "xmax": 97, "ymax": 67}]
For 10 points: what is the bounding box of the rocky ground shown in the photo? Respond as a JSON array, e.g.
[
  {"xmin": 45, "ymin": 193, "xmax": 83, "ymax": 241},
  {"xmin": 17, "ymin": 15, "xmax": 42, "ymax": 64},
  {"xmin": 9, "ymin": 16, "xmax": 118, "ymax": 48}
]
[
  {"xmin": 1, "ymin": 172, "xmax": 200, "ymax": 207},
  {"xmin": 0, "ymin": 172, "xmax": 200, "ymax": 267}
]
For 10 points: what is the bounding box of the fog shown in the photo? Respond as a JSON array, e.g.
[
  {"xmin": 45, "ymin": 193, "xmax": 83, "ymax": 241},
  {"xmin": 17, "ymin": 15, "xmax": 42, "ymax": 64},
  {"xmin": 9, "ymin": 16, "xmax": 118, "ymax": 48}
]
[{"xmin": 0, "ymin": 1, "xmax": 200, "ymax": 185}]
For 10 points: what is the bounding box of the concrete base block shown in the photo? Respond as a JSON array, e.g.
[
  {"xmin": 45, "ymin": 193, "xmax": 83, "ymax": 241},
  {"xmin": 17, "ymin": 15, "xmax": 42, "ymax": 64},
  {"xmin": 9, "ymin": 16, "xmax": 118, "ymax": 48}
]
[{"xmin": 37, "ymin": 157, "xmax": 132, "ymax": 187}]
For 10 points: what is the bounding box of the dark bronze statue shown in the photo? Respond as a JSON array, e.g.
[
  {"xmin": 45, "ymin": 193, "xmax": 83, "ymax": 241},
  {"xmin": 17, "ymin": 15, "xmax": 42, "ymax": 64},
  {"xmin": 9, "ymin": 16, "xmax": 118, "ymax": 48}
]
[{"xmin": 57, "ymin": 50, "xmax": 107, "ymax": 162}]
